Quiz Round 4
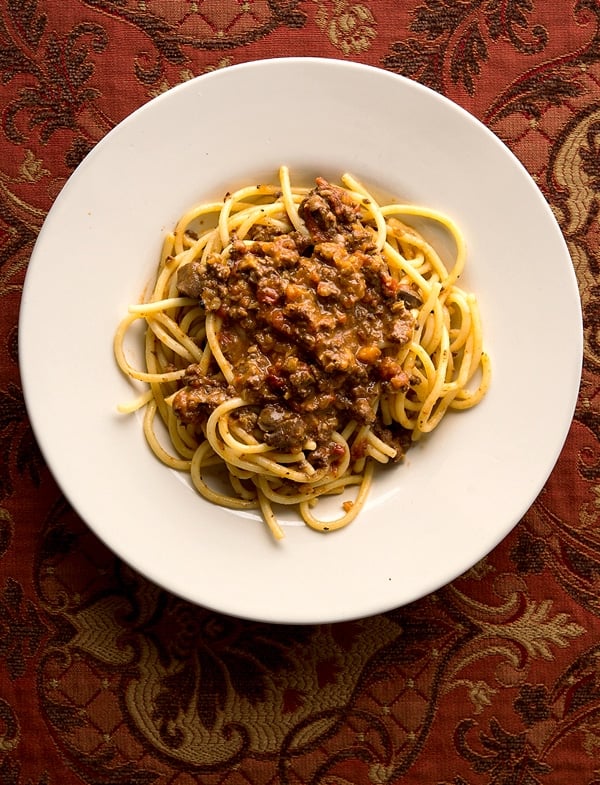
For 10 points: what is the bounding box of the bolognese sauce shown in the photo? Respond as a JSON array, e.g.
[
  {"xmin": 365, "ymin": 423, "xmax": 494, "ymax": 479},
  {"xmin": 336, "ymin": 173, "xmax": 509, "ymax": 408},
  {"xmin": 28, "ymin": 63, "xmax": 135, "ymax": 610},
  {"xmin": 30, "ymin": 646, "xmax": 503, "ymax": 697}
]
[{"xmin": 173, "ymin": 178, "xmax": 418, "ymax": 468}]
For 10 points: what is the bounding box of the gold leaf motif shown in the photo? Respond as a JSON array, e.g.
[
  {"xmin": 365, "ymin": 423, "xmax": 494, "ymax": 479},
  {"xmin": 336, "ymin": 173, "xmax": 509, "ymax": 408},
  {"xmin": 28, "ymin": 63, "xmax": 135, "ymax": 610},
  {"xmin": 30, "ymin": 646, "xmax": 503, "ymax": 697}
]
[
  {"xmin": 312, "ymin": 1, "xmax": 377, "ymax": 55},
  {"xmin": 203, "ymin": 56, "xmax": 233, "ymax": 73},
  {"xmin": 551, "ymin": 113, "xmax": 598, "ymax": 238},
  {"xmin": 148, "ymin": 78, "xmax": 171, "ymax": 98},
  {"xmin": 463, "ymin": 679, "xmax": 497, "ymax": 714},
  {"xmin": 485, "ymin": 599, "xmax": 585, "ymax": 661},
  {"xmin": 314, "ymin": 2, "xmax": 328, "ymax": 30},
  {"xmin": 0, "ymin": 701, "xmax": 19, "ymax": 752},
  {"xmin": 582, "ymin": 718, "xmax": 600, "ymax": 757},
  {"xmin": 19, "ymin": 150, "xmax": 50, "ymax": 184},
  {"xmin": 579, "ymin": 484, "xmax": 600, "ymax": 529},
  {"xmin": 463, "ymin": 557, "xmax": 495, "ymax": 581},
  {"xmin": 148, "ymin": 58, "xmax": 233, "ymax": 97},
  {"xmin": 369, "ymin": 763, "xmax": 395, "ymax": 784}
]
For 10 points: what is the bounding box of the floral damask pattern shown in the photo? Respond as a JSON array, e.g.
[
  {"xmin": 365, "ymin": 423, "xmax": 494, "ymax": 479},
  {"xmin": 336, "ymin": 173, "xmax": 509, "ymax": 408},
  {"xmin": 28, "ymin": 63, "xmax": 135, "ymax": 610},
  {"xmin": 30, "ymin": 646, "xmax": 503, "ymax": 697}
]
[
  {"xmin": 1, "ymin": 2, "xmax": 600, "ymax": 783},
  {"xmin": 383, "ymin": 0, "xmax": 551, "ymax": 94}
]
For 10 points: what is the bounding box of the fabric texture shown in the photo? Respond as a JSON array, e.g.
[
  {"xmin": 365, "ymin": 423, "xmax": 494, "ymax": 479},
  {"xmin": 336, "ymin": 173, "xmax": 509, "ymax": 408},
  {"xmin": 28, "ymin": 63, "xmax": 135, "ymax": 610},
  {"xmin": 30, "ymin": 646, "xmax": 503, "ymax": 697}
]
[{"xmin": 1, "ymin": 2, "xmax": 599, "ymax": 783}]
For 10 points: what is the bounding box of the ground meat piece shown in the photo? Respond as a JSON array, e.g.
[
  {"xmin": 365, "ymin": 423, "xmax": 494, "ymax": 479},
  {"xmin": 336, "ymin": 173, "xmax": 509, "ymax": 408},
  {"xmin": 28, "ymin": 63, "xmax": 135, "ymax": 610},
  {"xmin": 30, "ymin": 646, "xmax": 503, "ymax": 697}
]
[
  {"xmin": 230, "ymin": 407, "xmax": 258, "ymax": 434},
  {"xmin": 176, "ymin": 260, "xmax": 205, "ymax": 300},
  {"xmin": 317, "ymin": 343, "xmax": 355, "ymax": 373},
  {"xmin": 262, "ymin": 358, "xmax": 317, "ymax": 402},
  {"xmin": 386, "ymin": 317, "xmax": 414, "ymax": 344},
  {"xmin": 299, "ymin": 177, "xmax": 359, "ymax": 243},
  {"xmin": 257, "ymin": 404, "xmax": 307, "ymax": 452},
  {"xmin": 229, "ymin": 347, "xmax": 280, "ymax": 405},
  {"xmin": 306, "ymin": 438, "xmax": 346, "ymax": 469},
  {"xmin": 302, "ymin": 410, "xmax": 340, "ymax": 443},
  {"xmin": 177, "ymin": 255, "xmax": 231, "ymax": 310},
  {"xmin": 246, "ymin": 222, "xmax": 285, "ymax": 242},
  {"xmin": 299, "ymin": 179, "xmax": 376, "ymax": 251},
  {"xmin": 378, "ymin": 357, "xmax": 410, "ymax": 391},
  {"xmin": 172, "ymin": 372, "xmax": 232, "ymax": 424},
  {"xmin": 397, "ymin": 284, "xmax": 423, "ymax": 309},
  {"xmin": 352, "ymin": 396, "xmax": 376, "ymax": 423},
  {"xmin": 288, "ymin": 366, "xmax": 316, "ymax": 399}
]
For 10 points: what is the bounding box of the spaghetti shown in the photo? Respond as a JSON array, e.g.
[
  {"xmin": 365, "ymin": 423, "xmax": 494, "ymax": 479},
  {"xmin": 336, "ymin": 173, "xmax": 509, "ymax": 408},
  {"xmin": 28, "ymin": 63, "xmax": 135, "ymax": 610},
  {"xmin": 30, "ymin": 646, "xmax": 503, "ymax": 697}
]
[{"xmin": 114, "ymin": 167, "xmax": 490, "ymax": 540}]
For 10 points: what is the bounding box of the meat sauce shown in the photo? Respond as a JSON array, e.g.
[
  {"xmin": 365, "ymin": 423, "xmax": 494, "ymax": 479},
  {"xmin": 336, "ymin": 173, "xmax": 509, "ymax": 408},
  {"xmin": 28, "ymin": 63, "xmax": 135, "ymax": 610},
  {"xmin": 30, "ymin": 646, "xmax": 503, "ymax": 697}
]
[{"xmin": 173, "ymin": 178, "xmax": 416, "ymax": 467}]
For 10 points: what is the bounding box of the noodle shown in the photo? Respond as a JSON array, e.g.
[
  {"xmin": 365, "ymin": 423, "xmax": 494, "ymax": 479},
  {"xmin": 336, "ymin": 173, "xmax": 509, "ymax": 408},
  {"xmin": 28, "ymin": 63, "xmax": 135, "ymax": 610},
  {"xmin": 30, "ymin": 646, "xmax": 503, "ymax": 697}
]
[{"xmin": 114, "ymin": 166, "xmax": 490, "ymax": 540}]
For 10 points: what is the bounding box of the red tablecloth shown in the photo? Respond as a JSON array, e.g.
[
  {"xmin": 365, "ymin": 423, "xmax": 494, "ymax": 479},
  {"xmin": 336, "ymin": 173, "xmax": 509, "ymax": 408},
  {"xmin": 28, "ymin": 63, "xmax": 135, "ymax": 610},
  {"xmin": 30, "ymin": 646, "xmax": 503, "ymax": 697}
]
[{"xmin": 1, "ymin": 3, "xmax": 599, "ymax": 783}]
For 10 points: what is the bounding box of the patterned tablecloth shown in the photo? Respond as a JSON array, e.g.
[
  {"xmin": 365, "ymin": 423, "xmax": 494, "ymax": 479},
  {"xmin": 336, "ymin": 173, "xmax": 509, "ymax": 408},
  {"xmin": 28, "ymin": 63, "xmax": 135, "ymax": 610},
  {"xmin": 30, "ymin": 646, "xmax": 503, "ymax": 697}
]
[{"xmin": 1, "ymin": 2, "xmax": 599, "ymax": 783}]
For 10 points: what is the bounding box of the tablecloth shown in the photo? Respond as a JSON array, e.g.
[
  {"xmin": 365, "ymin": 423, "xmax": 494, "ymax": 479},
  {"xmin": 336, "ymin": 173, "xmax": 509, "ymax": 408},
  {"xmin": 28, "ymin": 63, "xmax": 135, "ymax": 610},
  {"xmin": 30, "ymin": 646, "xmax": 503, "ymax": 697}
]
[{"xmin": 1, "ymin": 2, "xmax": 599, "ymax": 783}]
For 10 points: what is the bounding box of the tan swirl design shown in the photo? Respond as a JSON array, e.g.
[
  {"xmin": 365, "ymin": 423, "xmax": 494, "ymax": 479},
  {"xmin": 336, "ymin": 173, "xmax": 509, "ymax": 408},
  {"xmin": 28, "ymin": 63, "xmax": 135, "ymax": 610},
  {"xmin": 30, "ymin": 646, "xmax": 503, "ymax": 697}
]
[{"xmin": 550, "ymin": 105, "xmax": 600, "ymax": 369}]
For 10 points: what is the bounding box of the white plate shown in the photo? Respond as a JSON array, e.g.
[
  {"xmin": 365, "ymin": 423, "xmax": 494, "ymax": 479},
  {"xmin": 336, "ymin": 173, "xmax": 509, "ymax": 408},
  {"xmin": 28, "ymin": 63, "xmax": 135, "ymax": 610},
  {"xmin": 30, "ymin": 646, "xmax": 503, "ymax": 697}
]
[{"xmin": 19, "ymin": 59, "xmax": 582, "ymax": 624}]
